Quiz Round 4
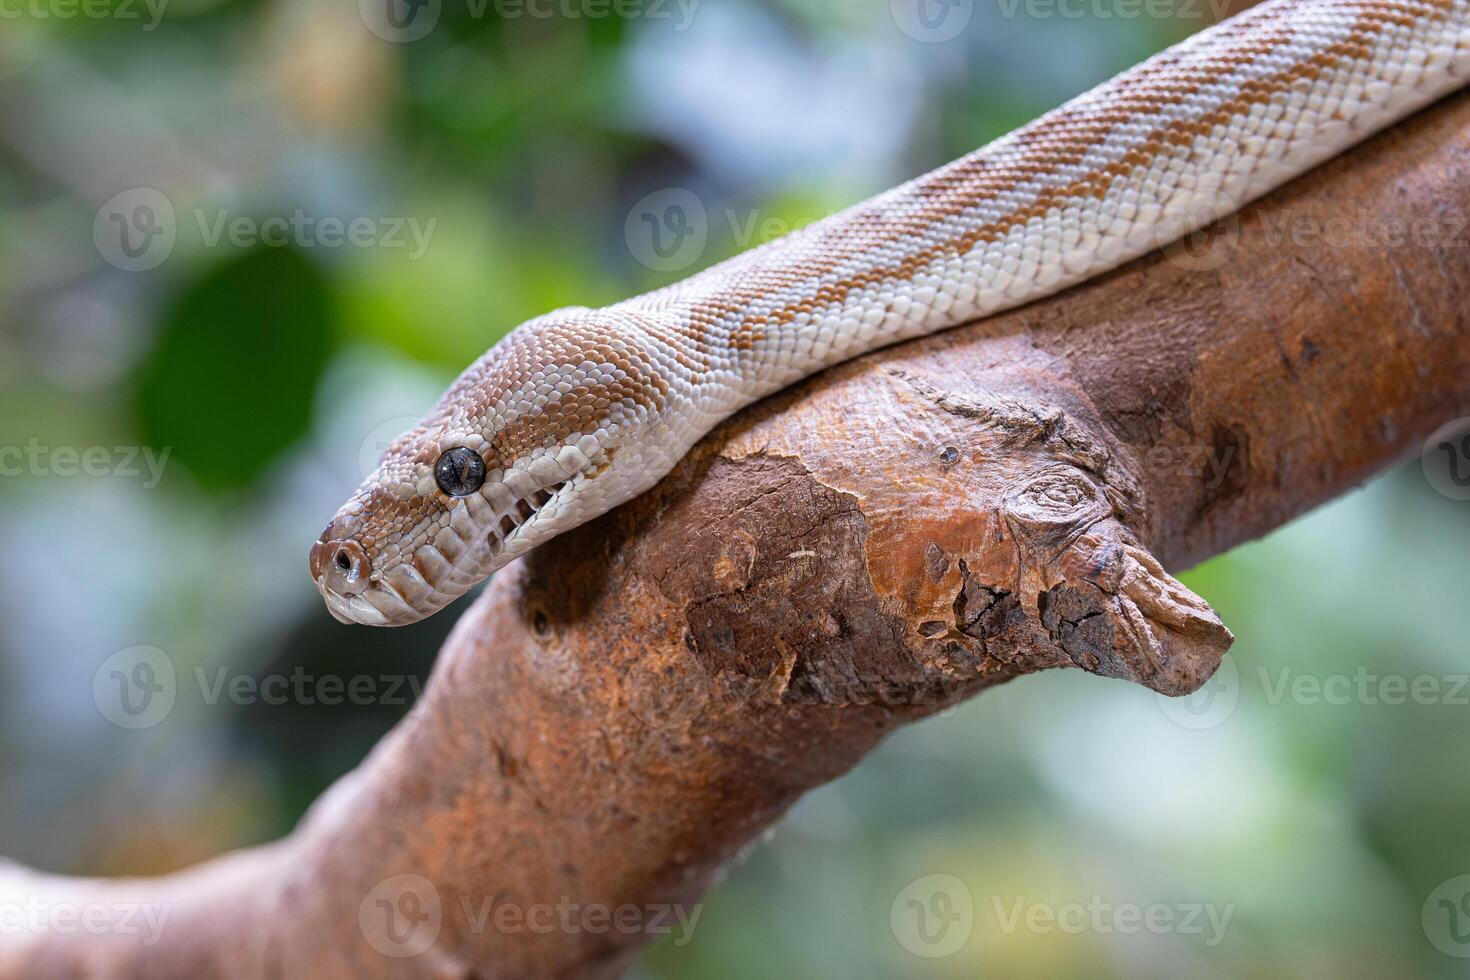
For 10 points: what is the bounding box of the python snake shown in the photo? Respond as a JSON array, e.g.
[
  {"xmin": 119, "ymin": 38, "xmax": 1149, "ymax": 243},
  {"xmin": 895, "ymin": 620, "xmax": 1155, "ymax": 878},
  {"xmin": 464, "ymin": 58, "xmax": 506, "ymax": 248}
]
[{"xmin": 312, "ymin": 0, "xmax": 1470, "ymax": 626}]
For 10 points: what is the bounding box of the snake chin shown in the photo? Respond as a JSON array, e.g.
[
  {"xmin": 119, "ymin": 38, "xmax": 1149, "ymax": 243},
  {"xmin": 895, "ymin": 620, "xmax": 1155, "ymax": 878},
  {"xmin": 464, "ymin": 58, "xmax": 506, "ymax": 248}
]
[{"xmin": 314, "ymin": 568, "xmax": 434, "ymax": 628}]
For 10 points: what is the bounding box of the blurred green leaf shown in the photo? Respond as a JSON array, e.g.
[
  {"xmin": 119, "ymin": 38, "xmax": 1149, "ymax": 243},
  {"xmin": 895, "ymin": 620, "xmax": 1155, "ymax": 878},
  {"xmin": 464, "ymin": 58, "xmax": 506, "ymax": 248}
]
[{"xmin": 134, "ymin": 246, "xmax": 336, "ymax": 491}]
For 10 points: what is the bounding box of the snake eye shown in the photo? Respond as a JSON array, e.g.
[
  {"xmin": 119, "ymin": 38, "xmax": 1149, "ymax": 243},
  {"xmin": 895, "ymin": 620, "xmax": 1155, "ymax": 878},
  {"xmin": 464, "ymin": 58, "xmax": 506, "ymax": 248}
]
[{"xmin": 434, "ymin": 447, "xmax": 486, "ymax": 498}]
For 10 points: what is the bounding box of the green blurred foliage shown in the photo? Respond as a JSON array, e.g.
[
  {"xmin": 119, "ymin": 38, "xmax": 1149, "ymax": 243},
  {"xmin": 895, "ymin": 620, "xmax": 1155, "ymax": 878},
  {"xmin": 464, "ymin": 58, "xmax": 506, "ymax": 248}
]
[{"xmin": 135, "ymin": 246, "xmax": 336, "ymax": 490}]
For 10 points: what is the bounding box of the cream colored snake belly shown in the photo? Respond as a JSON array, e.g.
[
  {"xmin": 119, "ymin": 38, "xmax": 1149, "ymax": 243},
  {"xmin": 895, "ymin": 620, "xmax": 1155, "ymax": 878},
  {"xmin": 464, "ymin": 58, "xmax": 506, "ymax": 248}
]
[{"xmin": 311, "ymin": 0, "xmax": 1470, "ymax": 626}]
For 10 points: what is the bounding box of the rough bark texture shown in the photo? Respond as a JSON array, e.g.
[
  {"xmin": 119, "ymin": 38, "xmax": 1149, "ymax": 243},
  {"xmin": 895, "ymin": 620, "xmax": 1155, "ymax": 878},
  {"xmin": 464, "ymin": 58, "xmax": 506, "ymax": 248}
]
[{"xmin": 5, "ymin": 84, "xmax": 1470, "ymax": 980}]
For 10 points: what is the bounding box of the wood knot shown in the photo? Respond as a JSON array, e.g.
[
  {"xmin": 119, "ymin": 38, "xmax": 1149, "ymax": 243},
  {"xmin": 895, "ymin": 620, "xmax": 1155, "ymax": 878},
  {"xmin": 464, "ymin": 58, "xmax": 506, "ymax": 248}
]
[{"xmin": 1005, "ymin": 468, "xmax": 1107, "ymax": 533}]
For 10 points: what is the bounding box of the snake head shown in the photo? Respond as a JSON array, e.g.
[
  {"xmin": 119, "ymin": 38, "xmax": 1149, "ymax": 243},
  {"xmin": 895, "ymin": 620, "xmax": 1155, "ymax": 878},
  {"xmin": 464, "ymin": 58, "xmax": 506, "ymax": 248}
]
[{"xmin": 311, "ymin": 309, "xmax": 669, "ymax": 626}]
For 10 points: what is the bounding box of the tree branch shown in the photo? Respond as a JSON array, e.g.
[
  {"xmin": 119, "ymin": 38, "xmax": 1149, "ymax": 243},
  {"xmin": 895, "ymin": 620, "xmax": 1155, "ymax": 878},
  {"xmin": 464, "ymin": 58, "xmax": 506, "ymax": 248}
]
[{"xmin": 6, "ymin": 87, "xmax": 1470, "ymax": 980}]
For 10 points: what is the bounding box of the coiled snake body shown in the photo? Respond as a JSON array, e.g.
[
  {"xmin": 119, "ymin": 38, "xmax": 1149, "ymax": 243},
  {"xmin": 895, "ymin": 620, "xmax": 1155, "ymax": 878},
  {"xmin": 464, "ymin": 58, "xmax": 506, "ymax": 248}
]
[{"xmin": 313, "ymin": 0, "xmax": 1470, "ymax": 626}]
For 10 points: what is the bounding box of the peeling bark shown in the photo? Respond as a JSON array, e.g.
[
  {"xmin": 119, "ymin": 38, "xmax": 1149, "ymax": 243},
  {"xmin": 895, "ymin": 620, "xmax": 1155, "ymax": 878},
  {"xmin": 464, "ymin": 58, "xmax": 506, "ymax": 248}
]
[{"xmin": 5, "ymin": 84, "xmax": 1470, "ymax": 980}]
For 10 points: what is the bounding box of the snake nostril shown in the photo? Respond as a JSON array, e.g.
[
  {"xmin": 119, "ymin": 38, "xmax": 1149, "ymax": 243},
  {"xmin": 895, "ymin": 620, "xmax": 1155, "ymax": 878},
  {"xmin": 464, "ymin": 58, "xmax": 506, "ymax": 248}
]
[{"xmin": 316, "ymin": 539, "xmax": 371, "ymax": 596}]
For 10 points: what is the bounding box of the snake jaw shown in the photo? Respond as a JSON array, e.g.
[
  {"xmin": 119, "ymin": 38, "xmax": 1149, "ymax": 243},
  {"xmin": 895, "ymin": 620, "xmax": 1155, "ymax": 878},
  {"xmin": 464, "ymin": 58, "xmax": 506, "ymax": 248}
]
[
  {"xmin": 312, "ymin": 444, "xmax": 602, "ymax": 626},
  {"xmin": 320, "ymin": 588, "xmax": 389, "ymax": 627}
]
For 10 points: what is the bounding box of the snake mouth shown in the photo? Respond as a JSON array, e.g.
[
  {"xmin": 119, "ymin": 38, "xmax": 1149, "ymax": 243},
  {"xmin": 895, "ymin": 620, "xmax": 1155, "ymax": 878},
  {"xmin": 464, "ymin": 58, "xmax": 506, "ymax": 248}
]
[
  {"xmin": 313, "ymin": 557, "xmax": 452, "ymax": 628},
  {"xmin": 483, "ymin": 478, "xmax": 571, "ymax": 559},
  {"xmin": 311, "ymin": 475, "xmax": 579, "ymax": 627}
]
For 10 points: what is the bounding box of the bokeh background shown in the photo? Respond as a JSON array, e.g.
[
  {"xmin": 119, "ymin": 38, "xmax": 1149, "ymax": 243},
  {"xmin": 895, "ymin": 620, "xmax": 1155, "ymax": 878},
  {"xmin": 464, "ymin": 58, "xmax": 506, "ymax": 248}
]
[{"xmin": 3, "ymin": 0, "xmax": 1470, "ymax": 976}]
